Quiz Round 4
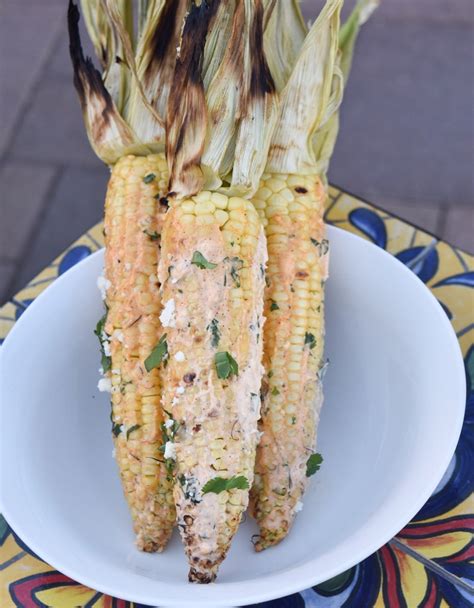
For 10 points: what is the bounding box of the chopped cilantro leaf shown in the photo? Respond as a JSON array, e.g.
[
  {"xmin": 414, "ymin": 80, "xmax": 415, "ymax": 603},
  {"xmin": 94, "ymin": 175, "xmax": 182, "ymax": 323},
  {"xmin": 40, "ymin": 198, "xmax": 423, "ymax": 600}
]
[
  {"xmin": 112, "ymin": 422, "xmax": 122, "ymax": 437},
  {"xmin": 207, "ymin": 318, "xmax": 220, "ymax": 347},
  {"xmin": 202, "ymin": 475, "xmax": 249, "ymax": 494},
  {"xmin": 192, "ymin": 251, "xmax": 217, "ymax": 269},
  {"xmin": 306, "ymin": 453, "xmax": 323, "ymax": 477},
  {"xmin": 304, "ymin": 332, "xmax": 316, "ymax": 349},
  {"xmin": 215, "ymin": 351, "xmax": 239, "ymax": 379},
  {"xmin": 145, "ymin": 334, "xmax": 168, "ymax": 371},
  {"xmin": 143, "ymin": 230, "xmax": 160, "ymax": 241},
  {"xmin": 126, "ymin": 424, "xmax": 141, "ymax": 439}
]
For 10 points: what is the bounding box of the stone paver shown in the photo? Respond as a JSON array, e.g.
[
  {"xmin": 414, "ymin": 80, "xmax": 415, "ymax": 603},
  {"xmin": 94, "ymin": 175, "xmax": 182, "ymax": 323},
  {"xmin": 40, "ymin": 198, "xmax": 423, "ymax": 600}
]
[
  {"xmin": 0, "ymin": 261, "xmax": 16, "ymax": 305},
  {"xmin": 10, "ymin": 166, "xmax": 108, "ymax": 296},
  {"xmin": 375, "ymin": 199, "xmax": 443, "ymax": 236},
  {"xmin": 0, "ymin": 2, "xmax": 63, "ymax": 157},
  {"xmin": 327, "ymin": 20, "xmax": 474, "ymax": 208},
  {"xmin": 0, "ymin": 162, "xmax": 57, "ymax": 261},
  {"xmin": 301, "ymin": 0, "xmax": 474, "ymax": 23},
  {"xmin": 443, "ymin": 205, "xmax": 474, "ymax": 253},
  {"xmin": 50, "ymin": 21, "xmax": 97, "ymax": 80},
  {"xmin": 9, "ymin": 80, "xmax": 102, "ymax": 169}
]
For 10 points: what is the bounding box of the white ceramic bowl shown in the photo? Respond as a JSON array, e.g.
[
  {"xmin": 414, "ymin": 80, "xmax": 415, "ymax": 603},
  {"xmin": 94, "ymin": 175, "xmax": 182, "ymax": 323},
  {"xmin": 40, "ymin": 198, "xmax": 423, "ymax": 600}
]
[{"xmin": 0, "ymin": 226, "xmax": 465, "ymax": 607}]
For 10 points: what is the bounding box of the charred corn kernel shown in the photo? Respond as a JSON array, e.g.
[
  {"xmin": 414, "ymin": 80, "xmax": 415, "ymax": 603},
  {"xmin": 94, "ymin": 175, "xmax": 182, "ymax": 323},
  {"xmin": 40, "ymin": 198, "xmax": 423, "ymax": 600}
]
[
  {"xmin": 102, "ymin": 154, "xmax": 174, "ymax": 553},
  {"xmin": 250, "ymin": 173, "xmax": 328, "ymax": 552},
  {"xmin": 158, "ymin": 190, "xmax": 267, "ymax": 583}
]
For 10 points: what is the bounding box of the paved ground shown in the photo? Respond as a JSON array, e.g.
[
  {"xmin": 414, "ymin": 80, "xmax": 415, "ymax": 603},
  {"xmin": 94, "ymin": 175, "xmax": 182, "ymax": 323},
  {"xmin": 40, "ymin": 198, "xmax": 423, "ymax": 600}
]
[{"xmin": 1, "ymin": 0, "xmax": 473, "ymax": 305}]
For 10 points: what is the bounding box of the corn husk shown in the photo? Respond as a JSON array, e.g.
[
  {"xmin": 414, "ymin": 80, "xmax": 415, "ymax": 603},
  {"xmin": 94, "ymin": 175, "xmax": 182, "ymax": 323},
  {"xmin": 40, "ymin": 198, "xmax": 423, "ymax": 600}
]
[
  {"xmin": 266, "ymin": 0, "xmax": 343, "ymax": 176},
  {"xmin": 70, "ymin": 0, "xmax": 277, "ymax": 199}
]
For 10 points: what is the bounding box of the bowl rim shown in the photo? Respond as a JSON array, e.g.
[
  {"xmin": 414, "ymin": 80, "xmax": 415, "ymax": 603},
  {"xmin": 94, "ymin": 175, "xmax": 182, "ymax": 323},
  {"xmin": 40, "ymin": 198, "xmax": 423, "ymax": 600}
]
[{"xmin": 0, "ymin": 226, "xmax": 466, "ymax": 607}]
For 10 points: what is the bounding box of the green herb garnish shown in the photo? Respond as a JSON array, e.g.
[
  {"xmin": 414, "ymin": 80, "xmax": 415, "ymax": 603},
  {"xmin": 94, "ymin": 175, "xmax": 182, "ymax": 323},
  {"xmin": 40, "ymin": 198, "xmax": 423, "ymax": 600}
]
[
  {"xmin": 126, "ymin": 424, "xmax": 141, "ymax": 439},
  {"xmin": 191, "ymin": 251, "xmax": 217, "ymax": 269},
  {"xmin": 306, "ymin": 453, "xmax": 323, "ymax": 477},
  {"xmin": 304, "ymin": 332, "xmax": 316, "ymax": 349},
  {"xmin": 215, "ymin": 351, "xmax": 239, "ymax": 379},
  {"xmin": 207, "ymin": 318, "xmax": 220, "ymax": 347},
  {"xmin": 143, "ymin": 173, "xmax": 156, "ymax": 184},
  {"xmin": 143, "ymin": 230, "xmax": 160, "ymax": 241},
  {"xmin": 202, "ymin": 475, "xmax": 249, "ymax": 494},
  {"xmin": 144, "ymin": 334, "xmax": 168, "ymax": 371},
  {"xmin": 112, "ymin": 422, "xmax": 122, "ymax": 437},
  {"xmin": 227, "ymin": 257, "xmax": 244, "ymax": 287},
  {"xmin": 271, "ymin": 386, "xmax": 280, "ymax": 396},
  {"xmin": 94, "ymin": 313, "xmax": 111, "ymax": 372},
  {"xmin": 310, "ymin": 238, "xmax": 329, "ymax": 255},
  {"xmin": 270, "ymin": 300, "xmax": 279, "ymax": 311},
  {"xmin": 268, "ymin": 370, "xmax": 274, "ymax": 378}
]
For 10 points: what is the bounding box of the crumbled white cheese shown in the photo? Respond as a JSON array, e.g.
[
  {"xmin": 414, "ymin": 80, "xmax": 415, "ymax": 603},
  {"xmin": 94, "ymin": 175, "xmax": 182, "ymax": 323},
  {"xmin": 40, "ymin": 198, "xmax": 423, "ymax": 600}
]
[
  {"xmin": 101, "ymin": 331, "xmax": 111, "ymax": 356},
  {"xmin": 295, "ymin": 501, "xmax": 304, "ymax": 513},
  {"xmin": 98, "ymin": 377, "xmax": 112, "ymax": 392},
  {"xmin": 251, "ymin": 393, "xmax": 260, "ymax": 413},
  {"xmin": 97, "ymin": 273, "xmax": 111, "ymax": 300},
  {"xmin": 111, "ymin": 368, "xmax": 120, "ymax": 375},
  {"xmin": 174, "ymin": 351, "xmax": 185, "ymax": 362},
  {"xmin": 164, "ymin": 419, "xmax": 174, "ymax": 430},
  {"xmin": 112, "ymin": 329, "xmax": 124, "ymax": 343},
  {"xmin": 176, "ymin": 386, "xmax": 185, "ymax": 395},
  {"xmin": 160, "ymin": 299, "xmax": 176, "ymax": 327},
  {"xmin": 124, "ymin": 262, "xmax": 132, "ymax": 271},
  {"xmin": 98, "ymin": 366, "xmax": 104, "ymax": 375},
  {"xmin": 172, "ymin": 397, "xmax": 180, "ymax": 406},
  {"xmin": 164, "ymin": 441, "xmax": 176, "ymax": 460}
]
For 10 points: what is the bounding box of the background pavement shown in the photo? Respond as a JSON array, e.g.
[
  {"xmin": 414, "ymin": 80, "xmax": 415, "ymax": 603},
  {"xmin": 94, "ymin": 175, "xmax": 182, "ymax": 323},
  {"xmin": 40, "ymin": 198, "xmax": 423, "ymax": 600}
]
[{"xmin": 1, "ymin": 0, "xmax": 473, "ymax": 304}]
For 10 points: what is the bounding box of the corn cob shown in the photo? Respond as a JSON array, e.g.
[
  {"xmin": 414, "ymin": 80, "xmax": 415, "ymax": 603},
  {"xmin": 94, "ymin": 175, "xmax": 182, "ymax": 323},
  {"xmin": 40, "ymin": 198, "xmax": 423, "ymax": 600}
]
[
  {"xmin": 99, "ymin": 153, "xmax": 176, "ymax": 551},
  {"xmin": 251, "ymin": 172, "xmax": 328, "ymax": 550},
  {"xmin": 70, "ymin": 0, "xmax": 276, "ymax": 570},
  {"xmin": 153, "ymin": 0, "xmax": 275, "ymax": 581},
  {"xmin": 69, "ymin": 0, "xmax": 182, "ymax": 551},
  {"xmin": 250, "ymin": 0, "xmax": 377, "ymax": 550},
  {"xmin": 157, "ymin": 192, "xmax": 266, "ymax": 582}
]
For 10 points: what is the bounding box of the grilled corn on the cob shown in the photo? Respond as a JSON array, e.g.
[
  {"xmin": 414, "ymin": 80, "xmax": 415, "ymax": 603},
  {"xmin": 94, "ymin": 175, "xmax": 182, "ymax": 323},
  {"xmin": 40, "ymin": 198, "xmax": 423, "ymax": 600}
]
[
  {"xmin": 251, "ymin": 0, "xmax": 377, "ymax": 550},
  {"xmin": 159, "ymin": 0, "xmax": 275, "ymax": 581},
  {"xmin": 251, "ymin": 172, "xmax": 328, "ymax": 550},
  {"xmin": 101, "ymin": 153, "xmax": 176, "ymax": 551},
  {"xmin": 158, "ymin": 192, "xmax": 266, "ymax": 582}
]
